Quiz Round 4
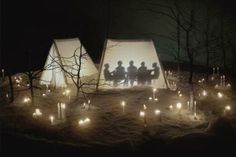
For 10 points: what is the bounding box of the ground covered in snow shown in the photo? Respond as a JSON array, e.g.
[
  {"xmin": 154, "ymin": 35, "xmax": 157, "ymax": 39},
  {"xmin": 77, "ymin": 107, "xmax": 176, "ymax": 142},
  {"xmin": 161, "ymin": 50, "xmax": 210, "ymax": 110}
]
[{"xmin": 1, "ymin": 72, "xmax": 236, "ymax": 156}]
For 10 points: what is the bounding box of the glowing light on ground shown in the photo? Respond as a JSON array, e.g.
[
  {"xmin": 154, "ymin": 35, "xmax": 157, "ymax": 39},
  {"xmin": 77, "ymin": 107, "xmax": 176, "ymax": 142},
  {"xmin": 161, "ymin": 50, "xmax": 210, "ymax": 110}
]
[
  {"xmin": 23, "ymin": 97, "xmax": 31, "ymax": 103},
  {"xmin": 49, "ymin": 115, "xmax": 54, "ymax": 125},
  {"xmin": 217, "ymin": 92, "xmax": 223, "ymax": 98},
  {"xmin": 154, "ymin": 109, "xmax": 161, "ymax": 115},
  {"xmin": 121, "ymin": 101, "xmax": 126, "ymax": 113},
  {"xmin": 33, "ymin": 108, "xmax": 42, "ymax": 117},
  {"xmin": 202, "ymin": 90, "xmax": 207, "ymax": 96},
  {"xmin": 176, "ymin": 102, "xmax": 182, "ymax": 110},
  {"xmin": 78, "ymin": 118, "xmax": 91, "ymax": 126}
]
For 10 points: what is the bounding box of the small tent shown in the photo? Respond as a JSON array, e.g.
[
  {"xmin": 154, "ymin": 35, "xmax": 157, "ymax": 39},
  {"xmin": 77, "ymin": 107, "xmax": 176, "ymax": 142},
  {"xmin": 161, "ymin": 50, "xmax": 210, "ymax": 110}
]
[
  {"xmin": 97, "ymin": 39, "xmax": 168, "ymax": 89},
  {"xmin": 40, "ymin": 38, "xmax": 98, "ymax": 88}
]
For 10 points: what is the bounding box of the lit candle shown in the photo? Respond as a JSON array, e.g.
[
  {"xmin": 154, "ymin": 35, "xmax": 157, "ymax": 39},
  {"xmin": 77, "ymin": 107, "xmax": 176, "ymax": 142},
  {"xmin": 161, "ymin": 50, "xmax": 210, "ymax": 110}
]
[
  {"xmin": 154, "ymin": 109, "xmax": 161, "ymax": 121},
  {"xmin": 153, "ymin": 88, "xmax": 156, "ymax": 99},
  {"xmin": 217, "ymin": 92, "xmax": 223, "ymax": 98},
  {"xmin": 61, "ymin": 103, "xmax": 66, "ymax": 120},
  {"xmin": 176, "ymin": 102, "xmax": 182, "ymax": 115},
  {"xmin": 88, "ymin": 99, "xmax": 91, "ymax": 109},
  {"xmin": 202, "ymin": 90, "xmax": 207, "ymax": 96},
  {"xmin": 224, "ymin": 105, "xmax": 231, "ymax": 115},
  {"xmin": 140, "ymin": 110, "xmax": 147, "ymax": 127},
  {"xmin": 194, "ymin": 101, "xmax": 197, "ymax": 120},
  {"xmin": 57, "ymin": 103, "xmax": 61, "ymax": 120},
  {"xmin": 1, "ymin": 69, "xmax": 4, "ymax": 80},
  {"xmin": 49, "ymin": 115, "xmax": 54, "ymax": 125},
  {"xmin": 33, "ymin": 108, "xmax": 42, "ymax": 117},
  {"xmin": 187, "ymin": 101, "xmax": 190, "ymax": 110},
  {"xmin": 121, "ymin": 101, "xmax": 126, "ymax": 113},
  {"xmin": 143, "ymin": 104, "xmax": 147, "ymax": 110}
]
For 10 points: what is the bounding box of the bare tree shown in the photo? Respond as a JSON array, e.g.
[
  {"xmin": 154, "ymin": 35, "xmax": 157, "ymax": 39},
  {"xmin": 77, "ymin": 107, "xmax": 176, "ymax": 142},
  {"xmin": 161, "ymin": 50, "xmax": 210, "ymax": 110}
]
[{"xmin": 48, "ymin": 43, "xmax": 95, "ymax": 97}]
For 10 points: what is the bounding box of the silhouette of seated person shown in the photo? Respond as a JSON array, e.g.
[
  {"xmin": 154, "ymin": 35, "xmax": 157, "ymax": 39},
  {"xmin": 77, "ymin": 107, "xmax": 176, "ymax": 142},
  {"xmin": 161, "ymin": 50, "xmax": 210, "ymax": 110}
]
[
  {"xmin": 113, "ymin": 61, "xmax": 126, "ymax": 86},
  {"xmin": 137, "ymin": 62, "xmax": 148, "ymax": 85},
  {"xmin": 151, "ymin": 62, "xmax": 160, "ymax": 79},
  {"xmin": 103, "ymin": 63, "xmax": 113, "ymax": 81},
  {"xmin": 127, "ymin": 60, "xmax": 137, "ymax": 86}
]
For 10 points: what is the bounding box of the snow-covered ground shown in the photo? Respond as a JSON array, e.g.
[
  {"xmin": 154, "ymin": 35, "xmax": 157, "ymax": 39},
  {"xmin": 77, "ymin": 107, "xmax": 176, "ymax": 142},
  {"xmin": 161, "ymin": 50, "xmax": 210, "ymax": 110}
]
[{"xmin": 0, "ymin": 71, "xmax": 236, "ymax": 150}]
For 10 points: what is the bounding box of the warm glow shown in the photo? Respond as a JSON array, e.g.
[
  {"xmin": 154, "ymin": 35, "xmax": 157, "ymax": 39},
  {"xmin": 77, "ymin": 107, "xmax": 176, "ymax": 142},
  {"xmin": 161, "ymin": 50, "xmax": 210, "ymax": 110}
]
[
  {"xmin": 143, "ymin": 104, "xmax": 147, "ymax": 110},
  {"xmin": 169, "ymin": 105, "xmax": 173, "ymax": 110},
  {"xmin": 78, "ymin": 117, "xmax": 90, "ymax": 126},
  {"xmin": 61, "ymin": 103, "xmax": 66, "ymax": 109},
  {"xmin": 49, "ymin": 116, "xmax": 54, "ymax": 124},
  {"xmin": 88, "ymin": 99, "xmax": 91, "ymax": 104},
  {"xmin": 154, "ymin": 98, "xmax": 158, "ymax": 101},
  {"xmin": 225, "ymin": 105, "xmax": 231, "ymax": 111},
  {"xmin": 42, "ymin": 93, "xmax": 46, "ymax": 97},
  {"xmin": 121, "ymin": 101, "xmax": 126, "ymax": 107},
  {"xmin": 153, "ymin": 88, "xmax": 157, "ymax": 92},
  {"xmin": 217, "ymin": 92, "xmax": 223, "ymax": 98},
  {"xmin": 202, "ymin": 90, "xmax": 207, "ymax": 96},
  {"xmin": 149, "ymin": 97, "xmax": 152, "ymax": 100},
  {"xmin": 140, "ymin": 111, "xmax": 145, "ymax": 117},
  {"xmin": 23, "ymin": 97, "xmax": 30, "ymax": 103},
  {"xmin": 227, "ymin": 83, "xmax": 231, "ymax": 88},
  {"xmin": 33, "ymin": 108, "xmax": 42, "ymax": 117},
  {"xmin": 154, "ymin": 109, "xmax": 161, "ymax": 115},
  {"xmin": 176, "ymin": 102, "xmax": 182, "ymax": 110}
]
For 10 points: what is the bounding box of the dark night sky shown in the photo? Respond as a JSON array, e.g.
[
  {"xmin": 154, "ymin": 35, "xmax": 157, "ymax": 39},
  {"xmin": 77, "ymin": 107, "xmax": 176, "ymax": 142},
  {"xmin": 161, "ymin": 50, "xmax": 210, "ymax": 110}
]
[{"xmin": 1, "ymin": 0, "xmax": 236, "ymax": 74}]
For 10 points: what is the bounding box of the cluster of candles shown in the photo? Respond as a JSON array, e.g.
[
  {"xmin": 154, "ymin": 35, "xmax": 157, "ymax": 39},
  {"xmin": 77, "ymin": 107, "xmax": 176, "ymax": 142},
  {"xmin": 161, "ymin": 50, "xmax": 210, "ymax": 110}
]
[
  {"xmin": 62, "ymin": 89, "xmax": 71, "ymax": 100},
  {"xmin": 23, "ymin": 97, "xmax": 31, "ymax": 103},
  {"xmin": 178, "ymin": 90, "xmax": 183, "ymax": 97},
  {"xmin": 212, "ymin": 67, "xmax": 220, "ymax": 76},
  {"xmin": 82, "ymin": 99, "xmax": 91, "ymax": 110},
  {"xmin": 139, "ymin": 104, "xmax": 161, "ymax": 127},
  {"xmin": 78, "ymin": 118, "xmax": 91, "ymax": 126},
  {"xmin": 148, "ymin": 88, "xmax": 158, "ymax": 101},
  {"xmin": 198, "ymin": 78, "xmax": 205, "ymax": 83},
  {"xmin": 32, "ymin": 108, "xmax": 42, "ymax": 117},
  {"xmin": 15, "ymin": 76, "xmax": 23, "ymax": 87},
  {"xmin": 164, "ymin": 70, "xmax": 173, "ymax": 77}
]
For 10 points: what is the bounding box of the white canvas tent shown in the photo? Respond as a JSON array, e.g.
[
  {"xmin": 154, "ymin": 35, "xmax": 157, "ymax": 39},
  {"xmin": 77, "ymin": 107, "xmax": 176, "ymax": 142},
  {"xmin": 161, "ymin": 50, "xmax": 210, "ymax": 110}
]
[
  {"xmin": 97, "ymin": 39, "xmax": 168, "ymax": 89},
  {"xmin": 40, "ymin": 38, "xmax": 98, "ymax": 88}
]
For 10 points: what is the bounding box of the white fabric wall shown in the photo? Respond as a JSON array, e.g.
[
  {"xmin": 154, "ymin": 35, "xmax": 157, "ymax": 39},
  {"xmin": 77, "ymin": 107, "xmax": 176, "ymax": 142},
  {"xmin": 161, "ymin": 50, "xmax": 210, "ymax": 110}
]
[
  {"xmin": 98, "ymin": 39, "xmax": 167, "ymax": 89},
  {"xmin": 40, "ymin": 38, "xmax": 98, "ymax": 87}
]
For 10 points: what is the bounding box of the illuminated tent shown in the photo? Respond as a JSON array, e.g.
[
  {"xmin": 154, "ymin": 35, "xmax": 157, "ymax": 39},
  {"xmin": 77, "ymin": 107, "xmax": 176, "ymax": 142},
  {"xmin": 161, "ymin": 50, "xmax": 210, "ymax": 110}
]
[
  {"xmin": 40, "ymin": 38, "xmax": 98, "ymax": 88},
  {"xmin": 97, "ymin": 39, "xmax": 168, "ymax": 89}
]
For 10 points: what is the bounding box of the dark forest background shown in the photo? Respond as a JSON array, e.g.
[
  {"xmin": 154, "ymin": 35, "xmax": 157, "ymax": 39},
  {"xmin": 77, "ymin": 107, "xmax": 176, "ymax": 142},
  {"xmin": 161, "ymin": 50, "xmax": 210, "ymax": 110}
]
[{"xmin": 1, "ymin": 0, "xmax": 236, "ymax": 75}]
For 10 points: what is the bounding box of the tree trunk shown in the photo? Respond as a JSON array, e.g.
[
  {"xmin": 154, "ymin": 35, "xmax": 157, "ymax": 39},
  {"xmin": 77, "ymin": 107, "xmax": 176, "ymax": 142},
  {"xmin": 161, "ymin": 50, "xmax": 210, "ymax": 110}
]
[
  {"xmin": 205, "ymin": 32, "xmax": 210, "ymax": 81},
  {"xmin": 186, "ymin": 31, "xmax": 193, "ymax": 84},
  {"xmin": 8, "ymin": 75, "xmax": 14, "ymax": 103},
  {"xmin": 220, "ymin": 11, "xmax": 226, "ymax": 70},
  {"xmin": 28, "ymin": 72, "xmax": 34, "ymax": 106}
]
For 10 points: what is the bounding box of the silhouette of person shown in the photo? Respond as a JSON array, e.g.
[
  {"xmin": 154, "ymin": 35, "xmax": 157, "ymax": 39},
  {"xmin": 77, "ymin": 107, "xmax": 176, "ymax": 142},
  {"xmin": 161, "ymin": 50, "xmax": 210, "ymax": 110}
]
[
  {"xmin": 137, "ymin": 62, "xmax": 148, "ymax": 85},
  {"xmin": 127, "ymin": 60, "xmax": 137, "ymax": 86},
  {"xmin": 103, "ymin": 63, "xmax": 113, "ymax": 81},
  {"xmin": 113, "ymin": 61, "xmax": 126, "ymax": 86},
  {"xmin": 151, "ymin": 62, "xmax": 160, "ymax": 79}
]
